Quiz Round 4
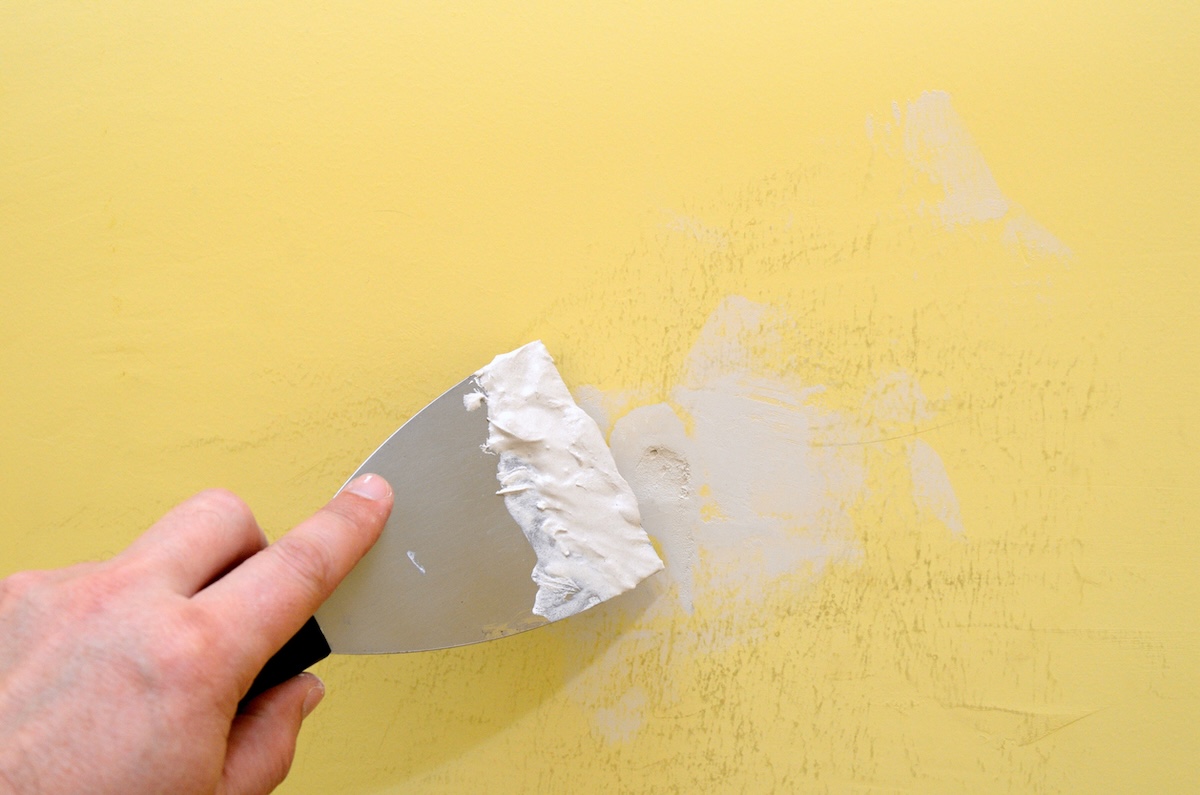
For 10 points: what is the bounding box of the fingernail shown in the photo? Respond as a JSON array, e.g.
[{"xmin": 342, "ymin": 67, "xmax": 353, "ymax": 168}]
[
  {"xmin": 345, "ymin": 473, "xmax": 391, "ymax": 501},
  {"xmin": 302, "ymin": 676, "xmax": 325, "ymax": 718}
]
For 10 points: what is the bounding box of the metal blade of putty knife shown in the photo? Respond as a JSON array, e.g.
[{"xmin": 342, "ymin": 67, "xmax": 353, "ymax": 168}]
[
  {"xmin": 317, "ymin": 376, "xmax": 544, "ymax": 654},
  {"xmin": 242, "ymin": 376, "xmax": 543, "ymax": 704}
]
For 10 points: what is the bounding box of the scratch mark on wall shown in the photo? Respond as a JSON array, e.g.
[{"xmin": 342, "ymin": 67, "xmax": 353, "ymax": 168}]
[{"xmin": 944, "ymin": 701, "xmax": 1101, "ymax": 747}]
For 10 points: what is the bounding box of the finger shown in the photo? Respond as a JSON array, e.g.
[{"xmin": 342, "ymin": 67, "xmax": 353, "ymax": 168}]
[
  {"xmin": 120, "ymin": 489, "xmax": 269, "ymax": 594},
  {"xmin": 198, "ymin": 474, "xmax": 392, "ymax": 671},
  {"xmin": 220, "ymin": 672, "xmax": 324, "ymax": 795}
]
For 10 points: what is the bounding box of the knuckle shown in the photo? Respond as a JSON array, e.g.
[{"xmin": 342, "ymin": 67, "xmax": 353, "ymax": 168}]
[
  {"xmin": 193, "ymin": 488, "xmax": 256, "ymax": 528},
  {"xmin": 0, "ymin": 569, "xmax": 48, "ymax": 603},
  {"xmin": 64, "ymin": 564, "xmax": 136, "ymax": 613},
  {"xmin": 2, "ymin": 566, "xmax": 124, "ymax": 621},
  {"xmin": 272, "ymin": 535, "xmax": 336, "ymax": 595},
  {"xmin": 145, "ymin": 606, "xmax": 224, "ymax": 686}
]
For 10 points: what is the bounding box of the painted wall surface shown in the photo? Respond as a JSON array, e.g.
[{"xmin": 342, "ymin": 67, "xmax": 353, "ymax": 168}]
[{"xmin": 2, "ymin": 3, "xmax": 1197, "ymax": 792}]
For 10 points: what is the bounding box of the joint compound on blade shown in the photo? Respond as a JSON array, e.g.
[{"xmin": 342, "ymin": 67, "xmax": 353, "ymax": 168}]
[{"xmin": 464, "ymin": 341, "xmax": 664, "ymax": 621}]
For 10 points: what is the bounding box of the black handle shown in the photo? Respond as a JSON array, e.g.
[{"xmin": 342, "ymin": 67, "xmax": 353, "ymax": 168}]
[{"xmin": 239, "ymin": 616, "xmax": 332, "ymax": 710}]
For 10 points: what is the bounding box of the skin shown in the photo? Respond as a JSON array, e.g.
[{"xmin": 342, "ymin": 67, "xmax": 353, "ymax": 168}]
[{"xmin": 0, "ymin": 473, "xmax": 393, "ymax": 795}]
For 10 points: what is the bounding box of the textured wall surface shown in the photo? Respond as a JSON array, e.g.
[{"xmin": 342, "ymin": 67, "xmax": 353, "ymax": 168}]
[{"xmin": 2, "ymin": 3, "xmax": 1198, "ymax": 792}]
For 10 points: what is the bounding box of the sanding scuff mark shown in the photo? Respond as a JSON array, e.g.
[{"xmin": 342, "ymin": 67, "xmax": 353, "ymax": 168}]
[{"xmin": 868, "ymin": 90, "xmax": 1071, "ymax": 260}]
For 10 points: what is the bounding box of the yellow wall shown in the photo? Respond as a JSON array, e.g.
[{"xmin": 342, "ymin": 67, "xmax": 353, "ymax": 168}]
[{"xmin": 3, "ymin": 2, "xmax": 1197, "ymax": 792}]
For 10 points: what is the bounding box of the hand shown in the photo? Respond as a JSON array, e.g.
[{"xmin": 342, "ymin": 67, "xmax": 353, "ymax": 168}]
[{"xmin": 0, "ymin": 474, "xmax": 393, "ymax": 795}]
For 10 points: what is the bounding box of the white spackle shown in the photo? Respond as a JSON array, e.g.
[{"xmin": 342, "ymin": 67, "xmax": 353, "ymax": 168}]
[
  {"xmin": 901, "ymin": 90, "xmax": 1010, "ymax": 226},
  {"xmin": 909, "ymin": 439, "xmax": 966, "ymax": 536},
  {"xmin": 468, "ymin": 341, "xmax": 664, "ymax": 621}
]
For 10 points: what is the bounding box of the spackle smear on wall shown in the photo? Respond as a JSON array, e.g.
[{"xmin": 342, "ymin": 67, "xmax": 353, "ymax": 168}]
[
  {"xmin": 554, "ymin": 91, "xmax": 1061, "ymax": 744},
  {"xmin": 570, "ymin": 296, "xmax": 967, "ymax": 743},
  {"xmin": 869, "ymin": 90, "xmax": 1071, "ymax": 259},
  {"xmin": 466, "ymin": 341, "xmax": 664, "ymax": 622},
  {"xmin": 578, "ymin": 295, "xmax": 969, "ymax": 623}
]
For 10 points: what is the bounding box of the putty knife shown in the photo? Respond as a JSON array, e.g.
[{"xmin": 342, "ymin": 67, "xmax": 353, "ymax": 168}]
[{"xmin": 243, "ymin": 376, "xmax": 544, "ymax": 703}]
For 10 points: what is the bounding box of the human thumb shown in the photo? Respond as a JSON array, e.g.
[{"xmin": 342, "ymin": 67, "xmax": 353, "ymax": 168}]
[{"xmin": 220, "ymin": 673, "xmax": 324, "ymax": 795}]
